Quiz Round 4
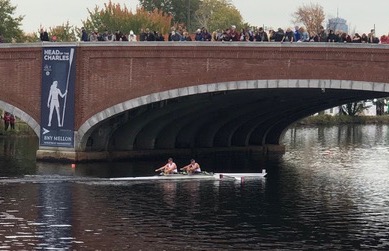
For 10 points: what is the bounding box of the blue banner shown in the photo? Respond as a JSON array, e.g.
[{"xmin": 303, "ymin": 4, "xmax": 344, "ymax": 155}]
[{"xmin": 40, "ymin": 47, "xmax": 76, "ymax": 148}]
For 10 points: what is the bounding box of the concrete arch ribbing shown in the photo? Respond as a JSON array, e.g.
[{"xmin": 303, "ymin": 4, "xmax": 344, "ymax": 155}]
[{"xmin": 76, "ymin": 79, "xmax": 389, "ymax": 151}]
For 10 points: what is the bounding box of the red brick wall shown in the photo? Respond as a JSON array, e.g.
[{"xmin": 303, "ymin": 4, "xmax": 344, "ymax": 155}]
[
  {"xmin": 0, "ymin": 46, "xmax": 41, "ymax": 122},
  {"xmin": 1, "ymin": 44, "xmax": 389, "ymax": 131}
]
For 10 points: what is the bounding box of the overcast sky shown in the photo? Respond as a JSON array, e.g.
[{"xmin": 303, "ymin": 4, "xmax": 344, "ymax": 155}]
[{"xmin": 12, "ymin": 0, "xmax": 389, "ymax": 36}]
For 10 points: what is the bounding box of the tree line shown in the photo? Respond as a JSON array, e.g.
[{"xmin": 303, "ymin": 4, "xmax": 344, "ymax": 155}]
[
  {"xmin": 0, "ymin": 0, "xmax": 244, "ymax": 43},
  {"xmin": 0, "ymin": 1, "xmax": 347, "ymax": 44},
  {"xmin": 0, "ymin": 1, "xmax": 383, "ymax": 47}
]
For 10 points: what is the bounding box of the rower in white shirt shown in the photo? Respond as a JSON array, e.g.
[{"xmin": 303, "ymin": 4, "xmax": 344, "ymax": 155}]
[
  {"xmin": 180, "ymin": 159, "xmax": 201, "ymax": 174},
  {"xmin": 155, "ymin": 158, "xmax": 178, "ymax": 174}
]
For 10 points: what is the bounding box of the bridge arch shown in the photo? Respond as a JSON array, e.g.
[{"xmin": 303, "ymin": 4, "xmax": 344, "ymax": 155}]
[
  {"xmin": 76, "ymin": 79, "xmax": 389, "ymax": 152},
  {"xmin": 0, "ymin": 100, "xmax": 40, "ymax": 136},
  {"xmin": 3, "ymin": 43, "xmax": 389, "ymax": 161}
]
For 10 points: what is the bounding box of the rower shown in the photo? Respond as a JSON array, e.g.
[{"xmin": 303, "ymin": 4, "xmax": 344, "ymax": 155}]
[
  {"xmin": 180, "ymin": 159, "xmax": 201, "ymax": 174},
  {"xmin": 155, "ymin": 157, "xmax": 178, "ymax": 174}
]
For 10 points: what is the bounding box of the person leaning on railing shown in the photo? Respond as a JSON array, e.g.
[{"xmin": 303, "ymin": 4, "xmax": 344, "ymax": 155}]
[{"xmin": 254, "ymin": 27, "xmax": 269, "ymax": 42}]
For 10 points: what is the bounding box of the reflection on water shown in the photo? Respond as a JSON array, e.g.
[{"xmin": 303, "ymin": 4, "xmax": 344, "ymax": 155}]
[
  {"xmin": 1, "ymin": 125, "xmax": 389, "ymax": 249},
  {"xmin": 36, "ymin": 162, "xmax": 76, "ymax": 176},
  {"xmin": 38, "ymin": 182, "xmax": 74, "ymax": 249},
  {"xmin": 0, "ymin": 136, "xmax": 37, "ymax": 177}
]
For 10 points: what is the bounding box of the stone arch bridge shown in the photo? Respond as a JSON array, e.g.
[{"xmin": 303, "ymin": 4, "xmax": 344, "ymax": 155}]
[{"xmin": 0, "ymin": 42, "xmax": 388, "ymax": 161}]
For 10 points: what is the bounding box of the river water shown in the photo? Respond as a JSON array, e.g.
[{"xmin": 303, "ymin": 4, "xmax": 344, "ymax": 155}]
[{"xmin": 1, "ymin": 125, "xmax": 389, "ymax": 250}]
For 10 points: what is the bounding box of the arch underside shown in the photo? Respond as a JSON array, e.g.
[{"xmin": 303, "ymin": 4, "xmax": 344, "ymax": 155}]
[{"xmin": 78, "ymin": 80, "xmax": 389, "ymax": 152}]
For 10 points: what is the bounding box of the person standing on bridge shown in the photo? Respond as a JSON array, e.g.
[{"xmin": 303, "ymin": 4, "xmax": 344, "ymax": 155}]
[
  {"xmin": 128, "ymin": 30, "xmax": 137, "ymax": 42},
  {"xmin": 81, "ymin": 27, "xmax": 89, "ymax": 42},
  {"xmin": 155, "ymin": 158, "xmax": 178, "ymax": 175},
  {"xmin": 39, "ymin": 28, "xmax": 49, "ymax": 42},
  {"xmin": 47, "ymin": 80, "xmax": 67, "ymax": 127}
]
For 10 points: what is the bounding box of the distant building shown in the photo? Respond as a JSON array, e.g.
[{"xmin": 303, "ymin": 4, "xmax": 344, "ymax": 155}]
[{"xmin": 327, "ymin": 17, "xmax": 348, "ymax": 33}]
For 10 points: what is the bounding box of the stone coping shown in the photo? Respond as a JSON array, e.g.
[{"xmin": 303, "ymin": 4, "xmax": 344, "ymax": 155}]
[{"xmin": 1, "ymin": 41, "xmax": 389, "ymax": 50}]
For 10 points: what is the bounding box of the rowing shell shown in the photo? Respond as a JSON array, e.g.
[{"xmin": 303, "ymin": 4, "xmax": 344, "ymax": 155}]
[
  {"xmin": 110, "ymin": 173, "xmax": 218, "ymax": 181},
  {"xmin": 110, "ymin": 170, "xmax": 267, "ymax": 181}
]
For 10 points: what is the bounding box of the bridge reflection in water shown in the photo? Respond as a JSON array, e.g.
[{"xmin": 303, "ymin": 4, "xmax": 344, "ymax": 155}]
[{"xmin": 1, "ymin": 125, "xmax": 389, "ymax": 249}]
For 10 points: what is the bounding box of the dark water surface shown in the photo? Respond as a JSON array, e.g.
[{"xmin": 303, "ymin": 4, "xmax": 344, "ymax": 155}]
[{"xmin": 1, "ymin": 125, "xmax": 389, "ymax": 250}]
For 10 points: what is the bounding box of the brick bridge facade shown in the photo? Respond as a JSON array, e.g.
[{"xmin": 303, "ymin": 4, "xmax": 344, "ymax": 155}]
[{"xmin": 1, "ymin": 43, "xmax": 389, "ymax": 162}]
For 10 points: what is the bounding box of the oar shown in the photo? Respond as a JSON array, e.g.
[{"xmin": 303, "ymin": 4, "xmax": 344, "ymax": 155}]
[{"xmin": 61, "ymin": 48, "xmax": 74, "ymax": 127}]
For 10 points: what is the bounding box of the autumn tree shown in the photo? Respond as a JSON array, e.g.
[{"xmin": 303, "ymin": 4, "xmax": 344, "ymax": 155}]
[
  {"xmin": 0, "ymin": 0, "xmax": 24, "ymax": 42},
  {"xmin": 195, "ymin": 0, "xmax": 244, "ymax": 32},
  {"xmin": 139, "ymin": 0, "xmax": 201, "ymax": 31},
  {"xmin": 48, "ymin": 21, "xmax": 78, "ymax": 42},
  {"xmin": 20, "ymin": 22, "xmax": 77, "ymax": 43},
  {"xmin": 139, "ymin": 0, "xmax": 174, "ymax": 14},
  {"xmin": 82, "ymin": 1, "xmax": 172, "ymax": 36},
  {"xmin": 292, "ymin": 3, "xmax": 325, "ymax": 36},
  {"xmin": 22, "ymin": 32, "xmax": 39, "ymax": 43}
]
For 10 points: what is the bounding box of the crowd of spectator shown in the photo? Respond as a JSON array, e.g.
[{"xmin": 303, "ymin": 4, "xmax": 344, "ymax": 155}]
[
  {"xmin": 165, "ymin": 25, "xmax": 383, "ymax": 44},
  {"xmin": 79, "ymin": 27, "xmax": 162, "ymax": 42},
  {"xmin": 38, "ymin": 24, "xmax": 389, "ymax": 44}
]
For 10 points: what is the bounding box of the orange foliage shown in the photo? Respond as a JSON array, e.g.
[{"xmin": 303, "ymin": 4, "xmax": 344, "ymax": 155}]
[{"xmin": 82, "ymin": 1, "xmax": 173, "ymax": 35}]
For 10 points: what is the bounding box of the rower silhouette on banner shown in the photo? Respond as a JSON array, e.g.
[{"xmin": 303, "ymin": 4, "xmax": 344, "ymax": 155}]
[{"xmin": 47, "ymin": 80, "xmax": 67, "ymax": 127}]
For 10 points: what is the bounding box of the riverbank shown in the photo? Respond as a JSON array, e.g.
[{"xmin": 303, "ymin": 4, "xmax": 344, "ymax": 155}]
[
  {"xmin": 296, "ymin": 114, "xmax": 389, "ymax": 126},
  {"xmin": 1, "ymin": 115, "xmax": 389, "ymax": 137},
  {"xmin": 0, "ymin": 121, "xmax": 35, "ymax": 136}
]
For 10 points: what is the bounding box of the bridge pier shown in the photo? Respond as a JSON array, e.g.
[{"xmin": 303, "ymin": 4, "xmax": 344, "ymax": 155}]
[
  {"xmin": 36, "ymin": 149, "xmax": 78, "ymax": 162},
  {"xmin": 36, "ymin": 145, "xmax": 286, "ymax": 163}
]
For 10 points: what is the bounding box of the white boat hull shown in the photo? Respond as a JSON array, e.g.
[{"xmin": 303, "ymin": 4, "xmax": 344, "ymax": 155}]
[{"xmin": 110, "ymin": 171, "xmax": 267, "ymax": 181}]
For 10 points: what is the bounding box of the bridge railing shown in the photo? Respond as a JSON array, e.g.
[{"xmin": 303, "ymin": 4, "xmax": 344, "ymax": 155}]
[{"xmin": 1, "ymin": 41, "xmax": 389, "ymax": 49}]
